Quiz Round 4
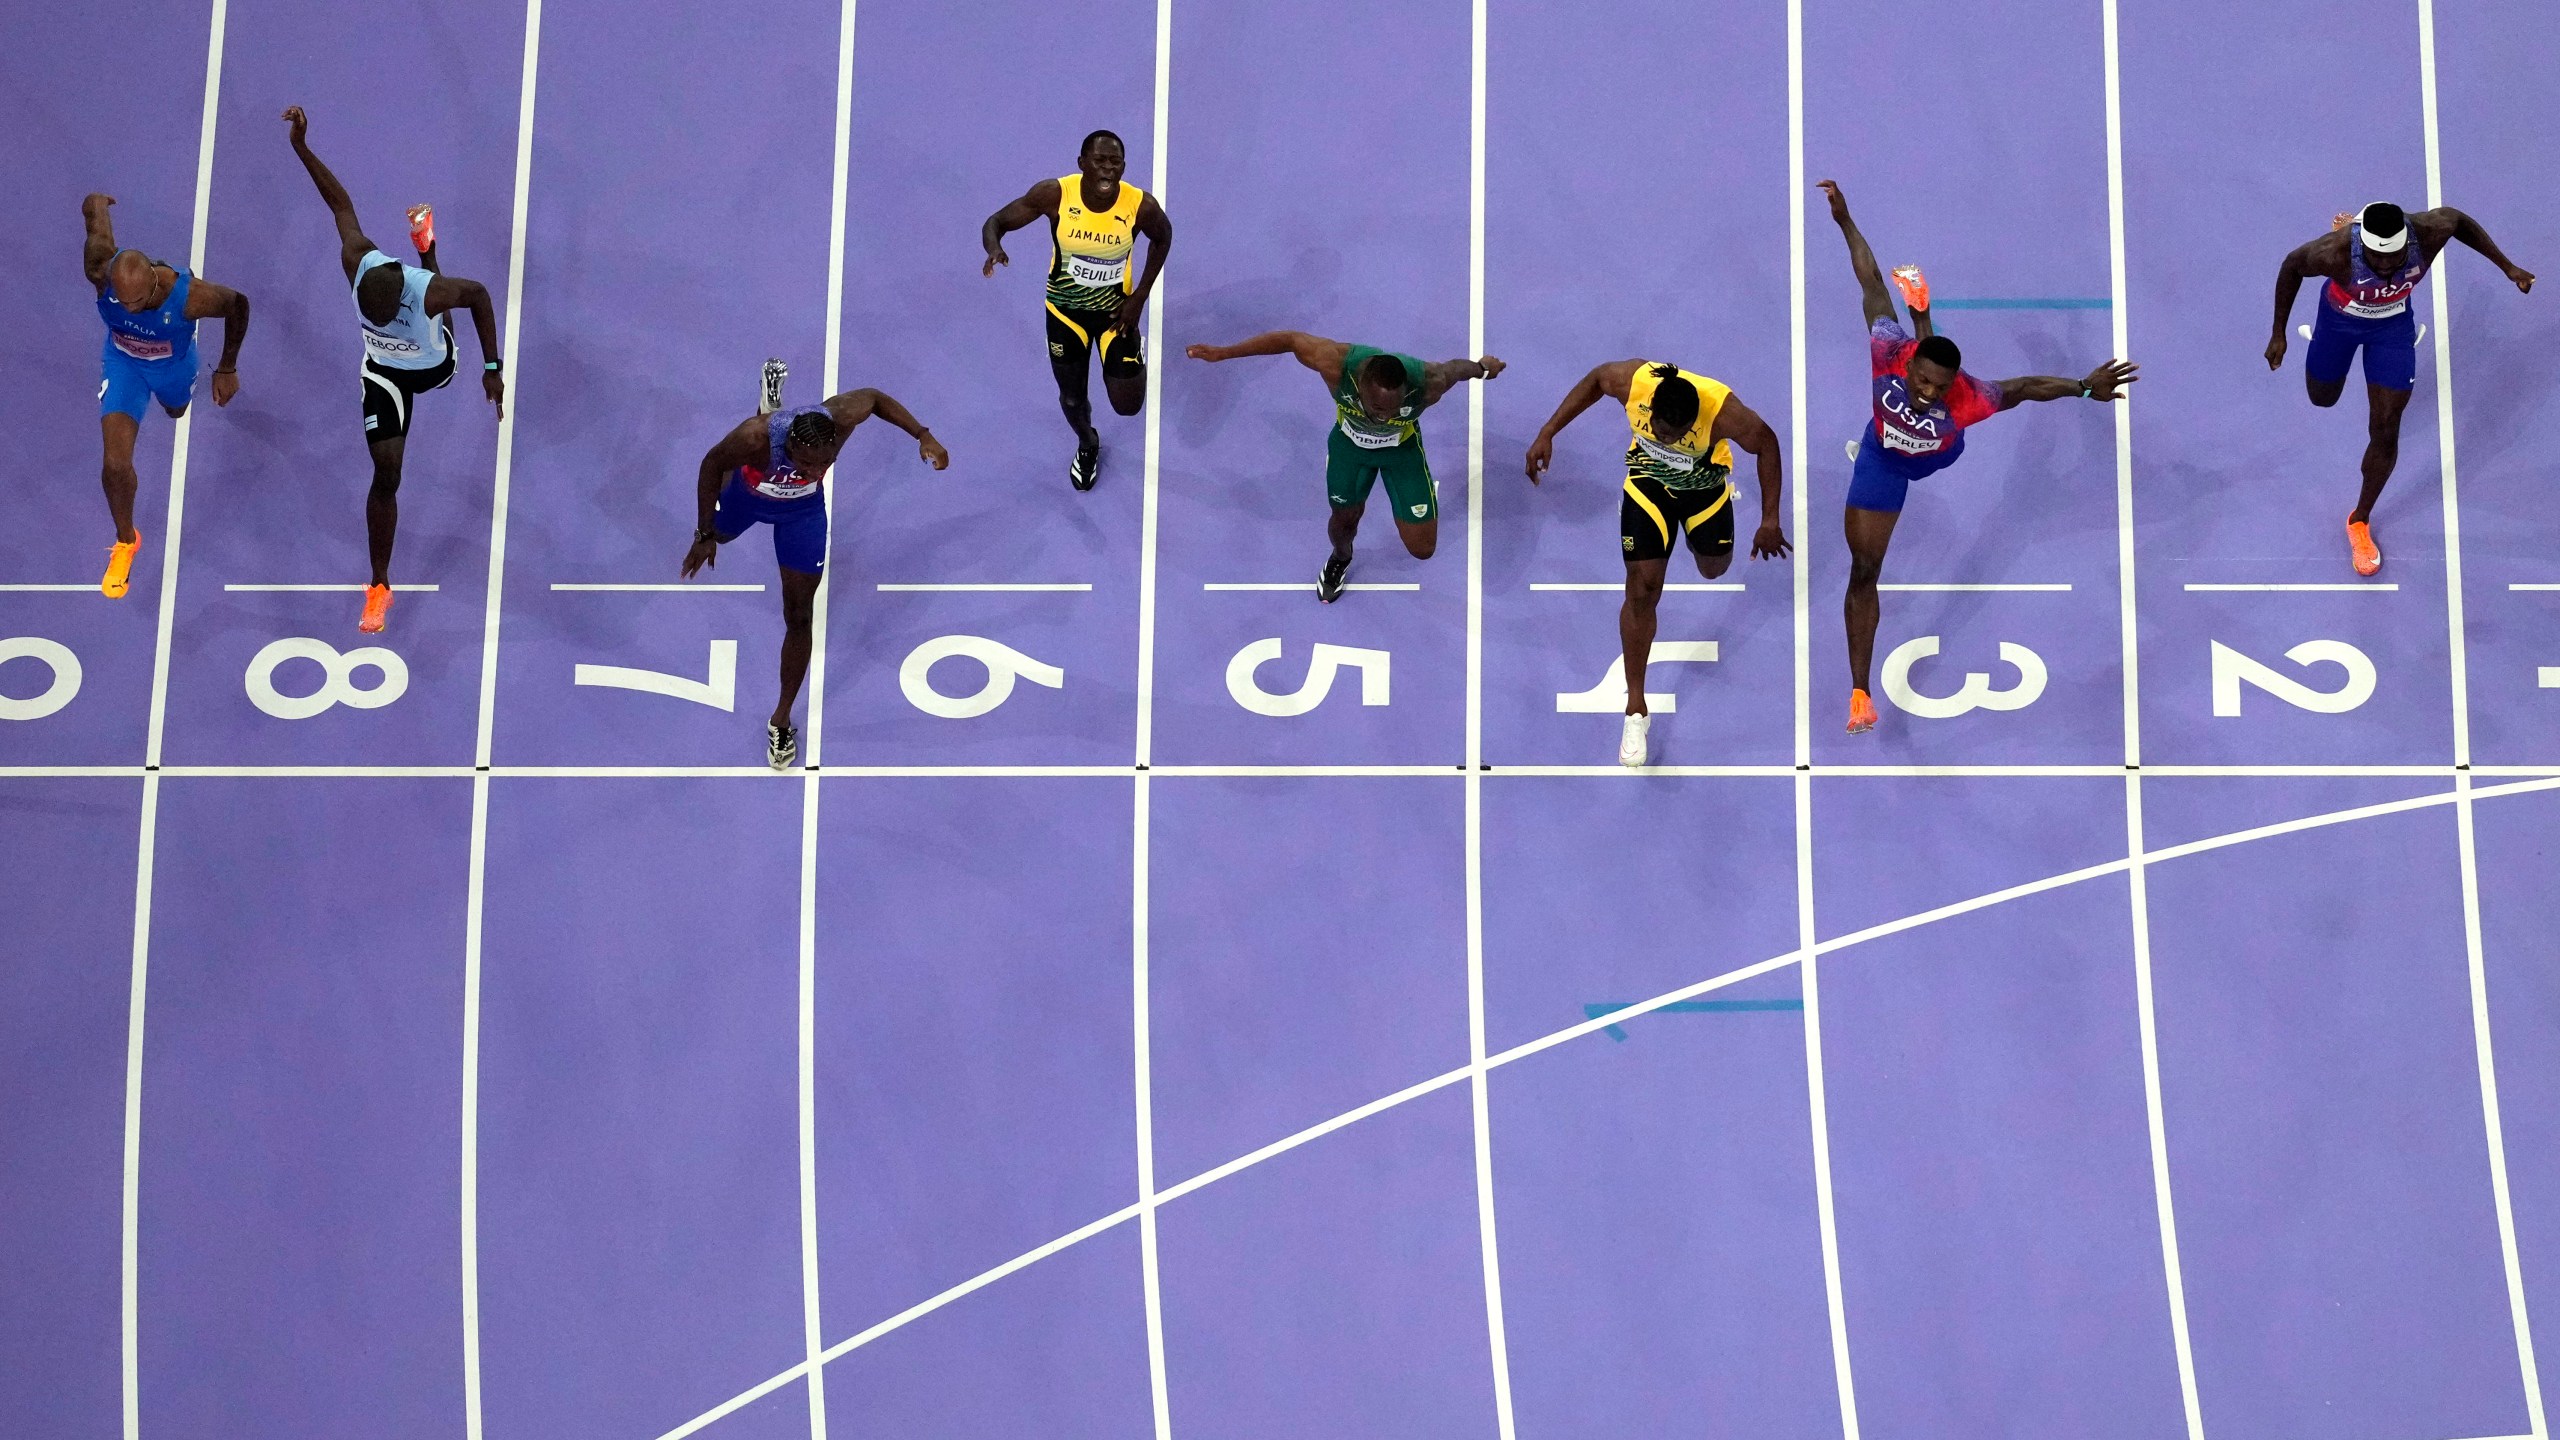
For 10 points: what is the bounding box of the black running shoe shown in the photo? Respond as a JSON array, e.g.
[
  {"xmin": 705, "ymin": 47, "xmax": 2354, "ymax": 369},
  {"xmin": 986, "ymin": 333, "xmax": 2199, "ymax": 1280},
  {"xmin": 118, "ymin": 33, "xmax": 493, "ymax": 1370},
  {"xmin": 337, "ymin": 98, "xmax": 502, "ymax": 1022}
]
[
  {"xmin": 1317, "ymin": 552, "xmax": 1351, "ymax": 603},
  {"xmin": 766, "ymin": 721, "xmax": 799, "ymax": 771},
  {"xmin": 1069, "ymin": 432, "xmax": 1101, "ymax": 491},
  {"xmin": 760, "ymin": 358, "xmax": 787, "ymax": 415}
]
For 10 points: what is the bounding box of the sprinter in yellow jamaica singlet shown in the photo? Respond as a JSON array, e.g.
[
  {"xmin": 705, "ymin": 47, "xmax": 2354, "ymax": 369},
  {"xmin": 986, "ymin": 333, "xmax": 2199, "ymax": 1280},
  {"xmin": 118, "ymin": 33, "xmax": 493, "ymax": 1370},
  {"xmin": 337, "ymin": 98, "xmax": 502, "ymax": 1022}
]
[{"xmin": 982, "ymin": 130, "xmax": 1173, "ymax": 491}]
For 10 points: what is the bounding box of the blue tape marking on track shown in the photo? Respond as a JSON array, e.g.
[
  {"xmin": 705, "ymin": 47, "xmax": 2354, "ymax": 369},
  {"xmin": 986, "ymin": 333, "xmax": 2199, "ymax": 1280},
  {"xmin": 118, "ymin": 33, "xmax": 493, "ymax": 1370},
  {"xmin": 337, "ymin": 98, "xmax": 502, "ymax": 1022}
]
[
  {"xmin": 1584, "ymin": 998, "xmax": 1807, "ymax": 1042},
  {"xmin": 1929, "ymin": 297, "xmax": 2114, "ymax": 310}
]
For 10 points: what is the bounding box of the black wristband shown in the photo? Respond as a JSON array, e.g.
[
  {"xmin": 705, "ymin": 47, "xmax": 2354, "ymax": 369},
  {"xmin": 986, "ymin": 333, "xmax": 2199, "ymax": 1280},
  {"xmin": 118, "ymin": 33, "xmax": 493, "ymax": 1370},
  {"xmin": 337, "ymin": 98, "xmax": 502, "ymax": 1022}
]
[{"xmin": 693, "ymin": 527, "xmax": 717, "ymax": 544}]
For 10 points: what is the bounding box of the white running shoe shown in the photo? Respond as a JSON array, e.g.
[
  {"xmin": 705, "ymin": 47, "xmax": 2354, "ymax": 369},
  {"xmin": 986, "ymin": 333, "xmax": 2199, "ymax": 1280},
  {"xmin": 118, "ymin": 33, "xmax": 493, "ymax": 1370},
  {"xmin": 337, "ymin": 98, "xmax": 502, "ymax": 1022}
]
[
  {"xmin": 2297, "ymin": 324, "xmax": 2312, "ymax": 341},
  {"xmin": 1844, "ymin": 438, "xmax": 1860, "ymax": 462},
  {"xmin": 766, "ymin": 721, "xmax": 798, "ymax": 771},
  {"xmin": 760, "ymin": 358, "xmax": 788, "ymax": 415},
  {"xmin": 1618, "ymin": 712, "xmax": 1650, "ymax": 768}
]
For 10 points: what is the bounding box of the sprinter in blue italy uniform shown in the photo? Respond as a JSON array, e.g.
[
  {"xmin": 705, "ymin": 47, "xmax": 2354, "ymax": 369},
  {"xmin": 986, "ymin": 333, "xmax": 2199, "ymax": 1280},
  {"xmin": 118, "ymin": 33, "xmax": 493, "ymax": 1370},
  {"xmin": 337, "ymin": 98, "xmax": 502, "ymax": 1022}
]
[{"xmin": 82, "ymin": 192, "xmax": 251, "ymax": 598}]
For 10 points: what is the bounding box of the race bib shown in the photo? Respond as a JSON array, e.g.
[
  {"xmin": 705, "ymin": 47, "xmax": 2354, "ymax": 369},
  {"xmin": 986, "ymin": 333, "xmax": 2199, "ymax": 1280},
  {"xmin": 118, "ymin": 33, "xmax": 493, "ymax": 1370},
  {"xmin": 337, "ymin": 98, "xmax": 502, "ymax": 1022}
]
[
  {"xmin": 1064, "ymin": 252, "xmax": 1127, "ymax": 289},
  {"xmin": 1632, "ymin": 433, "xmax": 1699, "ymax": 472},
  {"xmin": 1338, "ymin": 417, "xmax": 1407, "ymax": 450},
  {"xmin": 2339, "ymin": 294, "xmax": 2411, "ymax": 320},
  {"xmin": 1880, "ymin": 423, "xmax": 1940, "ymax": 456},
  {"xmin": 111, "ymin": 333, "xmax": 175, "ymax": 361},
  {"xmin": 743, "ymin": 463, "xmax": 821, "ymax": 501}
]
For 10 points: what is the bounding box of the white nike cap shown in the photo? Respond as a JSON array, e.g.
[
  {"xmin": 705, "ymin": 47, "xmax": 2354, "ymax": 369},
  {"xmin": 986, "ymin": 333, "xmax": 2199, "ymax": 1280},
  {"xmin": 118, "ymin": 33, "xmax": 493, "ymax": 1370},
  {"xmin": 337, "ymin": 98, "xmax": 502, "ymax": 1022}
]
[{"xmin": 2359, "ymin": 204, "xmax": 2409, "ymax": 253}]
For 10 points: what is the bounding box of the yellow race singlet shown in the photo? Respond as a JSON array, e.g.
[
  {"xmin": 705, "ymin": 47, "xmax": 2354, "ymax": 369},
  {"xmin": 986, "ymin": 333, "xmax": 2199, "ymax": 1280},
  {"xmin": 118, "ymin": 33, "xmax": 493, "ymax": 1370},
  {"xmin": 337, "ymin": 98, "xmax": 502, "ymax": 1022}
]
[
  {"xmin": 1046, "ymin": 174, "xmax": 1146, "ymax": 315},
  {"xmin": 1624, "ymin": 362, "xmax": 1735, "ymax": 492}
]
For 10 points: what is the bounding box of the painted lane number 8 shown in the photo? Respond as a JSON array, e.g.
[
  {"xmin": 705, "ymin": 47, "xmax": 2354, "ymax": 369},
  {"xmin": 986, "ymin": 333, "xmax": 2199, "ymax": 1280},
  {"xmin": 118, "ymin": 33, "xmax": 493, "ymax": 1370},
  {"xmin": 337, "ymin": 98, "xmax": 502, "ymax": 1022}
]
[{"xmin": 245, "ymin": 637, "xmax": 410, "ymax": 719}]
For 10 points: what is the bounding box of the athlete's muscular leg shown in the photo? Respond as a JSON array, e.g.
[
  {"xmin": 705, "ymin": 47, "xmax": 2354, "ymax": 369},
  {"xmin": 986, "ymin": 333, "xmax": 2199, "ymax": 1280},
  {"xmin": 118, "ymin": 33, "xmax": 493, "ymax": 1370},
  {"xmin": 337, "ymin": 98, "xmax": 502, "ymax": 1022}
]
[
  {"xmin": 366, "ymin": 435, "xmax": 407, "ymax": 587},
  {"xmin": 1392, "ymin": 516, "xmax": 1437, "ymax": 560},
  {"xmin": 2305, "ymin": 372, "xmax": 2347, "ymax": 408},
  {"xmin": 1328, "ymin": 502, "xmax": 1364, "ymax": 561},
  {"xmin": 1690, "ymin": 546, "xmax": 1733, "ymax": 580},
  {"xmin": 772, "ymin": 566, "xmax": 822, "ymax": 729},
  {"xmin": 1843, "ymin": 504, "xmax": 1902, "ymax": 693},
  {"xmin": 1051, "ymin": 348, "xmax": 1097, "ymax": 444},
  {"xmin": 1103, "ymin": 371, "xmax": 1147, "ymax": 417},
  {"xmin": 1620, "ymin": 557, "xmax": 1669, "ymax": 716},
  {"xmin": 2350, "ymin": 383, "xmax": 2413, "ymax": 524},
  {"xmin": 99, "ymin": 414, "xmax": 142, "ymax": 544}
]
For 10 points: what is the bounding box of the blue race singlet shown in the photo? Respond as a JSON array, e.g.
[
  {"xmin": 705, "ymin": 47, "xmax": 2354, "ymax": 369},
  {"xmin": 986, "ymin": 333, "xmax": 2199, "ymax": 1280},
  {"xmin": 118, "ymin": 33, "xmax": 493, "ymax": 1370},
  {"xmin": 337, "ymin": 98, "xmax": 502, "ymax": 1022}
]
[
  {"xmin": 2323, "ymin": 226, "xmax": 2429, "ymax": 321},
  {"xmin": 97, "ymin": 262, "xmax": 197, "ymax": 364},
  {"xmin": 353, "ymin": 250, "xmax": 451, "ymax": 369}
]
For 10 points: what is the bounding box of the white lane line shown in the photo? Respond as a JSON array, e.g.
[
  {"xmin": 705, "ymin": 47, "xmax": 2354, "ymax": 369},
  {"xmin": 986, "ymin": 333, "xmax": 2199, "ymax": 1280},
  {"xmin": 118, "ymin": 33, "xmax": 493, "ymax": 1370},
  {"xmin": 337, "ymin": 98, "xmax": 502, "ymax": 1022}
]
[
  {"xmin": 1134, "ymin": 8, "xmax": 1176, "ymax": 1435},
  {"xmin": 550, "ymin": 582, "xmax": 765, "ymax": 592},
  {"xmin": 792, "ymin": 0, "xmax": 863, "ymax": 1432},
  {"xmin": 124, "ymin": 3, "xmax": 229, "ymax": 1431},
  {"xmin": 1528, "ymin": 581, "xmax": 1744, "ymax": 592},
  {"xmin": 1799, "ymin": 766, "xmax": 1860, "ymax": 1440},
  {"xmin": 1464, "ymin": 2, "xmax": 1516, "ymax": 1434},
  {"xmin": 1785, "ymin": 0, "xmax": 1810, "ymax": 773},
  {"xmin": 2421, "ymin": 0, "xmax": 2541, "ymax": 1425},
  {"xmin": 0, "ymin": 584, "xmax": 104, "ymax": 592},
  {"xmin": 2181, "ymin": 582, "xmax": 2397, "ymax": 592},
  {"xmin": 652, "ymin": 773, "xmax": 2560, "ymax": 1437},
  {"xmin": 2103, "ymin": 3, "xmax": 2202, "ymax": 1434},
  {"xmin": 873, "ymin": 582, "xmax": 1091, "ymax": 592},
  {"xmin": 222, "ymin": 582, "xmax": 440, "ymax": 592},
  {"xmin": 1877, "ymin": 582, "xmax": 2071, "ymax": 592},
  {"xmin": 2506, "ymin": 583, "xmax": 2560, "ymax": 592},
  {"xmin": 1201, "ymin": 581, "xmax": 1420, "ymax": 592},
  {"xmin": 459, "ymin": 0, "xmax": 546, "ymax": 1433},
  {"xmin": 2540, "ymin": 669, "xmax": 2560, "ymax": 689}
]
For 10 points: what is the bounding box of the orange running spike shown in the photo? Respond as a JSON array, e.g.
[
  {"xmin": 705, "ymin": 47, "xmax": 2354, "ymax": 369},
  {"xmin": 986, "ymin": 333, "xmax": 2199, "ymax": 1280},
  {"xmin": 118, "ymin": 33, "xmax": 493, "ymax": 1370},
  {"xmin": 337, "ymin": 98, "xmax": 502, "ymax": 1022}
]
[
  {"xmin": 1847, "ymin": 688, "xmax": 1878, "ymax": 735},
  {"xmin": 358, "ymin": 583, "xmax": 393, "ymax": 633},
  {"xmin": 101, "ymin": 528, "xmax": 144, "ymax": 599},
  {"xmin": 2346, "ymin": 517, "xmax": 2382, "ymax": 577},
  {"xmin": 406, "ymin": 204, "xmax": 435, "ymax": 252},
  {"xmin": 1890, "ymin": 264, "xmax": 1931, "ymax": 312}
]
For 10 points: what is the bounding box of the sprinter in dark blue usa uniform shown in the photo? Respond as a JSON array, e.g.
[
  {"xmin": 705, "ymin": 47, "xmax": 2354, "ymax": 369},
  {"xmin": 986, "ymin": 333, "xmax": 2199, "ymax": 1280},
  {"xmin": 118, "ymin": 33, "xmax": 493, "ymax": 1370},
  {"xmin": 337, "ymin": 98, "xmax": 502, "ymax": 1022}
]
[
  {"xmin": 682, "ymin": 388, "xmax": 948, "ymax": 769},
  {"xmin": 82, "ymin": 192, "xmax": 251, "ymax": 597},
  {"xmin": 2268, "ymin": 201, "xmax": 2534, "ymax": 576}
]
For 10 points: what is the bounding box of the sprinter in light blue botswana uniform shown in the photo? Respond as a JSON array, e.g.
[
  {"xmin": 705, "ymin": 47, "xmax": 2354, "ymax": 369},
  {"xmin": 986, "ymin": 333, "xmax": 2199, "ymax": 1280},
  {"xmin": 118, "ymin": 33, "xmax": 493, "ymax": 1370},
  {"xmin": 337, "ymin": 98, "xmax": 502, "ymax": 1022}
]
[
  {"xmin": 82, "ymin": 192, "xmax": 251, "ymax": 598},
  {"xmin": 285, "ymin": 105, "xmax": 505, "ymax": 633}
]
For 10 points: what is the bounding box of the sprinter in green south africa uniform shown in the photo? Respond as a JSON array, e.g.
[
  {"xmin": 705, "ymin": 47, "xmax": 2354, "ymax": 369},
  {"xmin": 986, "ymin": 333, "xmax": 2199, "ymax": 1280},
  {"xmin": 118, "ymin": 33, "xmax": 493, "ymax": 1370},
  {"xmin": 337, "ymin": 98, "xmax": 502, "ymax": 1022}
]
[{"xmin": 1185, "ymin": 330, "xmax": 1503, "ymax": 601}]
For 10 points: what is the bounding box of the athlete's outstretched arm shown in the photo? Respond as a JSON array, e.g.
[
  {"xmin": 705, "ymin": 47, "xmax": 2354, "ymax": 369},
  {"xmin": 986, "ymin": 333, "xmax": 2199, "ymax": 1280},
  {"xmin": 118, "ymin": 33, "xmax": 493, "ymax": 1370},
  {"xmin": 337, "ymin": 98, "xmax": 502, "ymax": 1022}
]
[
  {"xmin": 281, "ymin": 107, "xmax": 375, "ymax": 281},
  {"xmin": 423, "ymin": 275, "xmax": 505, "ymax": 417},
  {"xmin": 1118, "ymin": 195, "xmax": 1174, "ymax": 333},
  {"xmin": 81, "ymin": 193, "xmax": 119, "ymax": 287},
  {"xmin": 2421, "ymin": 207, "xmax": 2535, "ymax": 292},
  {"xmin": 1184, "ymin": 331, "xmax": 1350, "ymax": 385},
  {"xmin": 1989, "ymin": 360, "xmax": 2138, "ymax": 411},
  {"xmin": 1818, "ymin": 180, "xmax": 1898, "ymax": 329},
  {"xmin": 1420, "ymin": 355, "xmax": 1505, "ymax": 408},
  {"xmin": 1712, "ymin": 394, "xmax": 1791, "ymax": 560},
  {"xmin": 826, "ymin": 387, "xmax": 949, "ymax": 470},
  {"xmin": 183, "ymin": 279, "xmax": 251, "ymax": 407},
  {"xmin": 1524, "ymin": 360, "xmax": 1641, "ymax": 481},
  {"xmin": 981, "ymin": 178, "xmax": 1062, "ymax": 277},
  {"xmin": 684, "ymin": 419, "xmax": 766, "ymax": 578}
]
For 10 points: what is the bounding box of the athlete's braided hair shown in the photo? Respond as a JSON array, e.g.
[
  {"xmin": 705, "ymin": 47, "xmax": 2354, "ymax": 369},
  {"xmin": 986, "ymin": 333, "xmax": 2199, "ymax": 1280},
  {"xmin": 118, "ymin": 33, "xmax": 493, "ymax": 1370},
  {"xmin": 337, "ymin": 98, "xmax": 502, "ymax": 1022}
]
[
  {"xmin": 1080, "ymin": 129, "xmax": 1125, "ymax": 160},
  {"xmin": 1914, "ymin": 334, "xmax": 1963, "ymax": 373},
  {"xmin": 786, "ymin": 409, "xmax": 842, "ymax": 451},
  {"xmin": 1645, "ymin": 362, "xmax": 1700, "ymax": 433}
]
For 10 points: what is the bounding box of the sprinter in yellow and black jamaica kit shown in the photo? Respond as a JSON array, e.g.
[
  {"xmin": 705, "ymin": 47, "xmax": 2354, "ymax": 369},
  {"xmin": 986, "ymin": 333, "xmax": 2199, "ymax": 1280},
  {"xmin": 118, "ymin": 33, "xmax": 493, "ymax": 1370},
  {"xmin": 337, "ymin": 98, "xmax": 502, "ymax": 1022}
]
[
  {"xmin": 1527, "ymin": 359, "xmax": 1789, "ymax": 767},
  {"xmin": 982, "ymin": 130, "xmax": 1173, "ymax": 491},
  {"xmin": 1185, "ymin": 331, "xmax": 1504, "ymax": 602}
]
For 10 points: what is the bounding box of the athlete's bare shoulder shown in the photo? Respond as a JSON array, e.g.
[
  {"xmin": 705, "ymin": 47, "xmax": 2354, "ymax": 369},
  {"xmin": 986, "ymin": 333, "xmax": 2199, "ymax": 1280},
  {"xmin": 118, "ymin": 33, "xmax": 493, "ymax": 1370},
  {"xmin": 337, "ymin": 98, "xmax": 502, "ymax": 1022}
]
[
  {"xmin": 2407, "ymin": 206, "xmax": 2465, "ymax": 253},
  {"xmin": 1021, "ymin": 176, "xmax": 1064, "ymax": 215},
  {"xmin": 2290, "ymin": 226, "xmax": 2352, "ymax": 277}
]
